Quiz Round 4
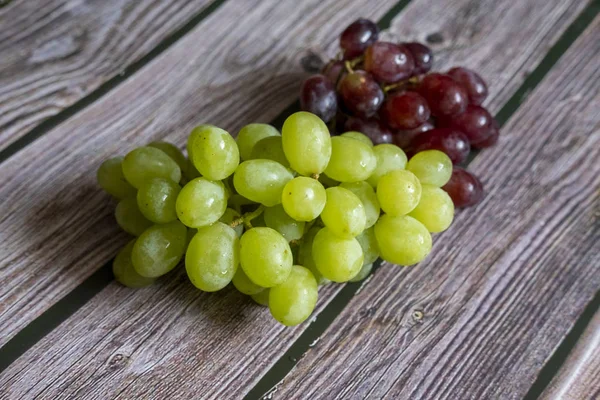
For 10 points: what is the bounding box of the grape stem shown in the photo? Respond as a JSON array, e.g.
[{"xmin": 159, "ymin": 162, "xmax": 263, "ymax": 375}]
[
  {"xmin": 311, "ymin": 173, "xmax": 320, "ymax": 180},
  {"xmin": 382, "ymin": 76, "xmax": 421, "ymax": 93},
  {"xmin": 229, "ymin": 205, "xmax": 265, "ymax": 229},
  {"xmin": 344, "ymin": 56, "xmax": 364, "ymax": 74}
]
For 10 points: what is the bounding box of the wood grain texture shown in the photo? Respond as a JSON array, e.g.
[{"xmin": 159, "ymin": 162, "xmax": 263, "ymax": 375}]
[
  {"xmin": 274, "ymin": 16, "xmax": 600, "ymax": 400},
  {"xmin": 0, "ymin": 0, "xmax": 217, "ymax": 152},
  {"xmin": 541, "ymin": 309, "xmax": 600, "ymax": 400},
  {"xmin": 0, "ymin": 0, "xmax": 590, "ymax": 398}
]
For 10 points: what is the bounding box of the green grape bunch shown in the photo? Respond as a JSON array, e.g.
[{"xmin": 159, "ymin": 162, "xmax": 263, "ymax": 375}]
[{"xmin": 97, "ymin": 111, "xmax": 455, "ymax": 327}]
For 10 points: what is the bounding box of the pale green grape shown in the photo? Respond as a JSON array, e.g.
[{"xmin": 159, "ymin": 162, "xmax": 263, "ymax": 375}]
[
  {"xmin": 341, "ymin": 131, "xmax": 373, "ymax": 147},
  {"xmin": 233, "ymin": 160, "xmax": 293, "ymax": 207},
  {"xmin": 97, "ymin": 157, "xmax": 136, "ymax": 199},
  {"xmin": 312, "ymin": 227, "xmax": 363, "ymax": 282},
  {"xmin": 232, "ymin": 267, "xmax": 265, "ymax": 295},
  {"xmin": 148, "ymin": 141, "xmax": 187, "ymax": 175},
  {"xmin": 281, "ymin": 177, "xmax": 326, "ymax": 222},
  {"xmin": 318, "ymin": 173, "xmax": 340, "ymax": 188},
  {"xmin": 113, "ymin": 239, "xmax": 156, "ymax": 288},
  {"xmin": 298, "ymin": 226, "xmax": 330, "ymax": 285},
  {"xmin": 377, "ymin": 169, "xmax": 422, "ymax": 216},
  {"xmin": 406, "ymin": 150, "xmax": 452, "ymax": 187},
  {"xmin": 188, "ymin": 125, "xmax": 239, "ymax": 180},
  {"xmin": 340, "ymin": 181, "xmax": 380, "ymax": 228},
  {"xmin": 324, "ymin": 136, "xmax": 376, "ymax": 182},
  {"xmin": 264, "ymin": 205, "xmax": 305, "ymax": 242},
  {"xmin": 249, "ymin": 136, "xmax": 290, "ymax": 168},
  {"xmin": 269, "ymin": 265, "xmax": 318, "ymax": 326},
  {"xmin": 185, "ymin": 222, "xmax": 239, "ymax": 292},
  {"xmin": 219, "ymin": 208, "xmax": 244, "ymax": 237},
  {"xmin": 374, "ymin": 214, "xmax": 431, "ymax": 266},
  {"xmin": 136, "ymin": 178, "xmax": 181, "ymax": 223},
  {"xmin": 115, "ymin": 197, "xmax": 153, "ymax": 236},
  {"xmin": 227, "ymin": 194, "xmax": 256, "ymax": 213},
  {"xmin": 239, "ymin": 227, "xmax": 293, "ymax": 287},
  {"xmin": 355, "ymin": 227, "xmax": 380, "ymax": 265},
  {"xmin": 176, "ymin": 178, "xmax": 227, "ymax": 228},
  {"xmin": 185, "ymin": 158, "xmax": 201, "ymax": 181},
  {"xmin": 237, "ymin": 123, "xmax": 280, "ymax": 160},
  {"xmin": 185, "ymin": 227, "xmax": 196, "ymax": 252},
  {"xmin": 132, "ymin": 220, "xmax": 187, "ymax": 277},
  {"xmin": 122, "ymin": 146, "xmax": 181, "ymax": 188},
  {"xmin": 251, "ymin": 289, "xmax": 270, "ymax": 306},
  {"xmin": 251, "ymin": 212, "xmax": 267, "ymax": 227},
  {"xmin": 367, "ymin": 144, "xmax": 407, "ymax": 187},
  {"xmin": 349, "ymin": 263, "xmax": 373, "ymax": 283},
  {"xmin": 320, "ymin": 187, "xmax": 366, "ymax": 239},
  {"xmin": 408, "ymin": 185, "xmax": 454, "ymax": 233},
  {"xmin": 282, "ymin": 112, "xmax": 331, "ymax": 176}
]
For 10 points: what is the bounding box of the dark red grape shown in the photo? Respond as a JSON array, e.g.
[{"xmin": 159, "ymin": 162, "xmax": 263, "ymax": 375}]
[
  {"xmin": 364, "ymin": 42, "xmax": 414, "ymax": 83},
  {"xmin": 340, "ymin": 19, "xmax": 379, "ymax": 59},
  {"xmin": 418, "ymin": 73, "xmax": 468, "ymax": 117},
  {"xmin": 442, "ymin": 105, "xmax": 493, "ymax": 144},
  {"xmin": 410, "ymin": 128, "xmax": 470, "ymax": 164},
  {"xmin": 381, "ymin": 91, "xmax": 430, "ymax": 130},
  {"xmin": 473, "ymin": 117, "xmax": 499, "ymax": 148},
  {"xmin": 300, "ymin": 75, "xmax": 338, "ymax": 123},
  {"xmin": 404, "ymin": 42, "xmax": 433, "ymax": 74},
  {"xmin": 392, "ymin": 121, "xmax": 434, "ymax": 149},
  {"xmin": 322, "ymin": 60, "xmax": 346, "ymax": 85},
  {"xmin": 338, "ymin": 71, "xmax": 384, "ymax": 119},
  {"xmin": 442, "ymin": 167, "xmax": 484, "ymax": 208},
  {"xmin": 345, "ymin": 117, "xmax": 393, "ymax": 144},
  {"xmin": 448, "ymin": 67, "xmax": 488, "ymax": 106}
]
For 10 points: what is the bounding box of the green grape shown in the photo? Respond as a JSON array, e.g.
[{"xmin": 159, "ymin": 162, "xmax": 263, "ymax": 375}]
[
  {"xmin": 132, "ymin": 220, "xmax": 187, "ymax": 277},
  {"xmin": 377, "ymin": 169, "xmax": 422, "ymax": 216},
  {"xmin": 324, "ymin": 136, "xmax": 376, "ymax": 182},
  {"xmin": 249, "ymin": 136, "xmax": 290, "ymax": 168},
  {"xmin": 184, "ymin": 227, "xmax": 197, "ymax": 252},
  {"xmin": 237, "ymin": 123, "xmax": 280, "ymax": 160},
  {"xmin": 367, "ymin": 144, "xmax": 407, "ymax": 187},
  {"xmin": 115, "ymin": 197, "xmax": 153, "ymax": 236},
  {"xmin": 341, "ymin": 131, "xmax": 373, "ymax": 147},
  {"xmin": 176, "ymin": 178, "xmax": 227, "ymax": 228},
  {"xmin": 312, "ymin": 227, "xmax": 363, "ymax": 282},
  {"xmin": 219, "ymin": 208, "xmax": 244, "ymax": 237},
  {"xmin": 406, "ymin": 150, "xmax": 452, "ymax": 187},
  {"xmin": 148, "ymin": 141, "xmax": 187, "ymax": 175},
  {"xmin": 251, "ymin": 289, "xmax": 270, "ymax": 306},
  {"xmin": 227, "ymin": 194, "xmax": 256, "ymax": 213},
  {"xmin": 355, "ymin": 227, "xmax": 380, "ymax": 265},
  {"xmin": 264, "ymin": 205, "xmax": 305, "ymax": 242},
  {"xmin": 122, "ymin": 146, "xmax": 181, "ymax": 188},
  {"xmin": 113, "ymin": 239, "xmax": 156, "ymax": 288},
  {"xmin": 281, "ymin": 111, "xmax": 332, "ymax": 176},
  {"xmin": 233, "ymin": 160, "xmax": 293, "ymax": 207},
  {"xmin": 318, "ymin": 173, "xmax": 340, "ymax": 188},
  {"xmin": 97, "ymin": 157, "xmax": 136, "ymax": 199},
  {"xmin": 232, "ymin": 267, "xmax": 265, "ymax": 295},
  {"xmin": 240, "ymin": 227, "xmax": 293, "ymax": 287},
  {"xmin": 250, "ymin": 212, "xmax": 267, "ymax": 227},
  {"xmin": 349, "ymin": 263, "xmax": 373, "ymax": 283},
  {"xmin": 185, "ymin": 222, "xmax": 239, "ymax": 292},
  {"xmin": 136, "ymin": 178, "xmax": 181, "ymax": 223},
  {"xmin": 298, "ymin": 226, "xmax": 330, "ymax": 285},
  {"xmin": 320, "ymin": 187, "xmax": 366, "ymax": 239},
  {"xmin": 185, "ymin": 158, "xmax": 201, "ymax": 181},
  {"xmin": 269, "ymin": 265, "xmax": 318, "ymax": 326},
  {"xmin": 281, "ymin": 177, "xmax": 326, "ymax": 222},
  {"xmin": 340, "ymin": 181, "xmax": 380, "ymax": 228},
  {"xmin": 408, "ymin": 185, "xmax": 454, "ymax": 232},
  {"xmin": 374, "ymin": 214, "xmax": 431, "ymax": 266},
  {"xmin": 188, "ymin": 125, "xmax": 240, "ymax": 180}
]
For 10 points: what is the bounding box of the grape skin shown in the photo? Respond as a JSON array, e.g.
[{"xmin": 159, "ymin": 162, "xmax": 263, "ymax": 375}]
[
  {"xmin": 176, "ymin": 178, "xmax": 227, "ymax": 228},
  {"xmin": 122, "ymin": 146, "xmax": 181, "ymax": 189},
  {"xmin": 408, "ymin": 185, "xmax": 455, "ymax": 233},
  {"xmin": 366, "ymin": 144, "xmax": 408, "ymax": 188},
  {"xmin": 282, "ymin": 112, "xmax": 332, "ymax": 176},
  {"xmin": 188, "ymin": 125, "xmax": 240, "ymax": 180},
  {"xmin": 320, "ymin": 187, "xmax": 366, "ymax": 239},
  {"xmin": 115, "ymin": 196, "xmax": 153, "ymax": 236},
  {"xmin": 132, "ymin": 220, "xmax": 187, "ymax": 278},
  {"xmin": 237, "ymin": 123, "xmax": 280, "ymax": 161},
  {"xmin": 239, "ymin": 227, "xmax": 293, "ymax": 288},
  {"xmin": 269, "ymin": 265, "xmax": 318, "ymax": 326},
  {"xmin": 377, "ymin": 169, "xmax": 422, "ymax": 216},
  {"xmin": 232, "ymin": 264, "xmax": 264, "ymax": 295},
  {"xmin": 340, "ymin": 181, "xmax": 380, "ymax": 229},
  {"xmin": 406, "ymin": 150, "xmax": 453, "ymax": 187},
  {"xmin": 324, "ymin": 136, "xmax": 377, "ymax": 182},
  {"xmin": 281, "ymin": 177, "xmax": 326, "ymax": 222},
  {"xmin": 233, "ymin": 160, "xmax": 293, "ymax": 207},
  {"xmin": 312, "ymin": 227, "xmax": 364, "ymax": 282},
  {"xmin": 375, "ymin": 215, "xmax": 431, "ymax": 266},
  {"xmin": 113, "ymin": 239, "xmax": 156, "ymax": 288},
  {"xmin": 97, "ymin": 157, "xmax": 136, "ymax": 199}
]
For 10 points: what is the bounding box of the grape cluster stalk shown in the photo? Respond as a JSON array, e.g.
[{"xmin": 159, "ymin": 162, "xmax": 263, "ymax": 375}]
[{"xmin": 98, "ymin": 110, "xmax": 456, "ymax": 326}]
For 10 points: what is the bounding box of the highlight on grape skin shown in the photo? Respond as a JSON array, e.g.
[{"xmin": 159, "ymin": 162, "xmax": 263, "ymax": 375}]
[{"xmin": 98, "ymin": 17, "xmax": 497, "ymax": 327}]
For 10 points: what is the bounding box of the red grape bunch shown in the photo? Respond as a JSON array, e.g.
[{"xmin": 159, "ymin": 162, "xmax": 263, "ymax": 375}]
[{"xmin": 300, "ymin": 18, "xmax": 498, "ymax": 208}]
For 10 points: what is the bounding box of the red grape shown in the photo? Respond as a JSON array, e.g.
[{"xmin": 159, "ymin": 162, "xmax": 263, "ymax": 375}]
[
  {"xmin": 340, "ymin": 19, "xmax": 379, "ymax": 59},
  {"xmin": 472, "ymin": 118, "xmax": 499, "ymax": 148},
  {"xmin": 300, "ymin": 75, "xmax": 338, "ymax": 123},
  {"xmin": 338, "ymin": 71, "xmax": 384, "ymax": 119},
  {"xmin": 442, "ymin": 167, "xmax": 484, "ymax": 208},
  {"xmin": 442, "ymin": 105, "xmax": 493, "ymax": 144},
  {"xmin": 404, "ymin": 42, "xmax": 433, "ymax": 74},
  {"xmin": 381, "ymin": 91, "xmax": 430, "ymax": 130},
  {"xmin": 410, "ymin": 128, "xmax": 470, "ymax": 164},
  {"xmin": 418, "ymin": 73, "xmax": 468, "ymax": 117},
  {"xmin": 322, "ymin": 60, "xmax": 346, "ymax": 85},
  {"xmin": 448, "ymin": 67, "xmax": 488, "ymax": 106},
  {"xmin": 392, "ymin": 121, "xmax": 434, "ymax": 149},
  {"xmin": 364, "ymin": 42, "xmax": 414, "ymax": 83},
  {"xmin": 345, "ymin": 117, "xmax": 393, "ymax": 144}
]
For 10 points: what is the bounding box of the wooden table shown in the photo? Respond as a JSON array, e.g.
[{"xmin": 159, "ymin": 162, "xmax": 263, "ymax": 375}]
[{"xmin": 0, "ymin": 0, "xmax": 599, "ymax": 398}]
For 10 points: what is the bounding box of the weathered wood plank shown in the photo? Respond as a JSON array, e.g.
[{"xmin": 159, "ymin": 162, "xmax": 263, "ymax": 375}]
[
  {"xmin": 0, "ymin": 0, "xmax": 217, "ymax": 152},
  {"xmin": 274, "ymin": 16, "xmax": 600, "ymax": 400},
  {"xmin": 541, "ymin": 308, "xmax": 600, "ymax": 400},
  {"xmin": 0, "ymin": 0, "xmax": 589, "ymax": 398}
]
